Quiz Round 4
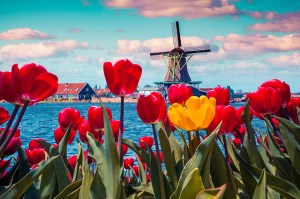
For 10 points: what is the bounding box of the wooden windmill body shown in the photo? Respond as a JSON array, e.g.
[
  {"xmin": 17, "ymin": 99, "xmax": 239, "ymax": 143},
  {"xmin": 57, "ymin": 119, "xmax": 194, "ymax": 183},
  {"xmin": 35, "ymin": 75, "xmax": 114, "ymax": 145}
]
[{"xmin": 150, "ymin": 21, "xmax": 211, "ymax": 98}]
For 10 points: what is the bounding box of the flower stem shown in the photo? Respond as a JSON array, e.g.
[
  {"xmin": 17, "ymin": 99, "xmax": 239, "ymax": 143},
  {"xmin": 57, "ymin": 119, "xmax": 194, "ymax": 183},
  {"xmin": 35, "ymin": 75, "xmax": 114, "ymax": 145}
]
[
  {"xmin": 0, "ymin": 105, "xmax": 20, "ymax": 146},
  {"xmin": 117, "ymin": 96, "xmax": 124, "ymax": 164},
  {"xmin": 267, "ymin": 114, "xmax": 286, "ymax": 146},
  {"xmin": 0, "ymin": 102, "xmax": 28, "ymax": 158}
]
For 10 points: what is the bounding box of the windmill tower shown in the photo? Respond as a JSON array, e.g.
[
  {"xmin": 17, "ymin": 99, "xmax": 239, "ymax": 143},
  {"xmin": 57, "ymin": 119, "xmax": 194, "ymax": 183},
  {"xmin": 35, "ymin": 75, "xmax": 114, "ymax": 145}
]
[{"xmin": 150, "ymin": 21, "xmax": 211, "ymax": 97}]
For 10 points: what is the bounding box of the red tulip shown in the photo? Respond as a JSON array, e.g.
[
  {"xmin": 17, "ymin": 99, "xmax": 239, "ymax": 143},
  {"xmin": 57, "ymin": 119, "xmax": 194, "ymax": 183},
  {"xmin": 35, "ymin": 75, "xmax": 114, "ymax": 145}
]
[
  {"xmin": 138, "ymin": 136, "xmax": 154, "ymax": 150},
  {"xmin": 291, "ymin": 97, "xmax": 300, "ymax": 108},
  {"xmin": 4, "ymin": 137, "xmax": 22, "ymax": 155},
  {"xmin": 260, "ymin": 79, "xmax": 290, "ymax": 107},
  {"xmin": 111, "ymin": 120, "xmax": 124, "ymax": 138},
  {"xmin": 124, "ymin": 157, "xmax": 134, "ymax": 169},
  {"xmin": 285, "ymin": 100, "xmax": 300, "ymax": 125},
  {"xmin": 0, "ymin": 106, "xmax": 10, "ymax": 125},
  {"xmin": 0, "ymin": 63, "xmax": 58, "ymax": 105},
  {"xmin": 116, "ymin": 143, "xmax": 128, "ymax": 156},
  {"xmin": 207, "ymin": 86, "xmax": 230, "ymax": 106},
  {"xmin": 153, "ymin": 151, "xmax": 164, "ymax": 162},
  {"xmin": 137, "ymin": 92, "xmax": 166, "ymax": 124},
  {"xmin": 58, "ymin": 108, "xmax": 83, "ymax": 131},
  {"xmin": 238, "ymin": 125, "xmax": 246, "ymax": 136},
  {"xmin": 272, "ymin": 118, "xmax": 280, "ymax": 127},
  {"xmin": 146, "ymin": 173, "xmax": 151, "ymax": 182},
  {"xmin": 163, "ymin": 114, "xmax": 176, "ymax": 132},
  {"xmin": 0, "ymin": 128, "xmax": 20, "ymax": 137},
  {"xmin": 29, "ymin": 138, "xmax": 46, "ymax": 150},
  {"xmin": 103, "ymin": 59, "xmax": 142, "ymax": 97},
  {"xmin": 88, "ymin": 106, "xmax": 112, "ymax": 131},
  {"xmin": 168, "ymin": 84, "xmax": 192, "ymax": 105},
  {"xmin": 246, "ymin": 86, "xmax": 283, "ymax": 115},
  {"xmin": 235, "ymin": 105, "xmax": 253, "ymax": 125},
  {"xmin": 54, "ymin": 126, "xmax": 76, "ymax": 144},
  {"xmin": 0, "ymin": 159, "xmax": 10, "ymax": 171},
  {"xmin": 233, "ymin": 137, "xmax": 242, "ymax": 146},
  {"xmin": 68, "ymin": 155, "xmax": 77, "ymax": 169},
  {"xmin": 208, "ymin": 105, "xmax": 236, "ymax": 135},
  {"xmin": 133, "ymin": 165, "xmax": 139, "ymax": 176},
  {"xmin": 78, "ymin": 120, "xmax": 102, "ymax": 143},
  {"xmin": 26, "ymin": 148, "xmax": 46, "ymax": 166}
]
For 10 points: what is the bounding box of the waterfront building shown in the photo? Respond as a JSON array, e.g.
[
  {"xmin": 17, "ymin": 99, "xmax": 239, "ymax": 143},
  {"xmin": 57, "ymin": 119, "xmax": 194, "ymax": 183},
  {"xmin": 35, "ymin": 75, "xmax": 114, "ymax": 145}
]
[{"xmin": 53, "ymin": 83, "xmax": 96, "ymax": 101}]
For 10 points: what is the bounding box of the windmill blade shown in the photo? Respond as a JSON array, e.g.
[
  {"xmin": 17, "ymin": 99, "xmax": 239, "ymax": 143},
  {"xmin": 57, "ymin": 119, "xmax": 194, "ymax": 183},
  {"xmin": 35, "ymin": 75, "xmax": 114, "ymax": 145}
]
[
  {"xmin": 184, "ymin": 45, "xmax": 211, "ymax": 54},
  {"xmin": 150, "ymin": 51, "xmax": 170, "ymax": 60},
  {"xmin": 172, "ymin": 21, "xmax": 181, "ymax": 48}
]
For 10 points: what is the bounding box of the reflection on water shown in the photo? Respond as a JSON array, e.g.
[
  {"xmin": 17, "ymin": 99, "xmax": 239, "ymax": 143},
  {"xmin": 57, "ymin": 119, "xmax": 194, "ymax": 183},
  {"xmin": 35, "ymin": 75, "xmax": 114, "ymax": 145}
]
[{"xmin": 0, "ymin": 102, "xmax": 264, "ymax": 157}]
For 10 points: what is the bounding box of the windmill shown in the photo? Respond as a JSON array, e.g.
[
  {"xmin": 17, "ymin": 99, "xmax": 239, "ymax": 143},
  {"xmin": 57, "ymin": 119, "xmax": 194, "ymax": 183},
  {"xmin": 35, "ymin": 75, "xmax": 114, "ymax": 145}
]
[{"xmin": 150, "ymin": 21, "xmax": 211, "ymax": 98}]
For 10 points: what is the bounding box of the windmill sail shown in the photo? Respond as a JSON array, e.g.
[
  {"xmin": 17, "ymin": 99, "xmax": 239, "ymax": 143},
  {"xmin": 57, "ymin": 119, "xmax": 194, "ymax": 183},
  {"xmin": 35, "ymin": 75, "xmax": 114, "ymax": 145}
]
[{"xmin": 172, "ymin": 21, "xmax": 181, "ymax": 48}]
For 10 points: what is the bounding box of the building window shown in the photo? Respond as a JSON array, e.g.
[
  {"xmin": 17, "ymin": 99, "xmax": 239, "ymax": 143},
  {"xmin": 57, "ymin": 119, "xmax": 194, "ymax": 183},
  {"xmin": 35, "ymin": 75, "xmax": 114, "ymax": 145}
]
[{"xmin": 86, "ymin": 88, "xmax": 89, "ymax": 91}]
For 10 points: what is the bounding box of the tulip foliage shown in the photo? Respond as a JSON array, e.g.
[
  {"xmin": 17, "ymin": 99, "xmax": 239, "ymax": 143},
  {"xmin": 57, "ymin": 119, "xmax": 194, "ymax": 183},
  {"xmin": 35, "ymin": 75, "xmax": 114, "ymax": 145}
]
[{"xmin": 1, "ymin": 62, "xmax": 300, "ymax": 199}]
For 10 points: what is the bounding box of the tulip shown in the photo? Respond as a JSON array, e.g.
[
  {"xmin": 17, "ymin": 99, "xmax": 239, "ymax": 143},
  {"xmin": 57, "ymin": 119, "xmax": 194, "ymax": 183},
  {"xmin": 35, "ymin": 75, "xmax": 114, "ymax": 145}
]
[
  {"xmin": 84, "ymin": 150, "xmax": 93, "ymax": 164},
  {"xmin": 111, "ymin": 120, "xmax": 124, "ymax": 138},
  {"xmin": 260, "ymin": 79, "xmax": 290, "ymax": 107},
  {"xmin": 29, "ymin": 138, "xmax": 46, "ymax": 150},
  {"xmin": 103, "ymin": 59, "xmax": 142, "ymax": 97},
  {"xmin": 0, "ymin": 107, "xmax": 10, "ymax": 125},
  {"xmin": 291, "ymin": 97, "xmax": 300, "ymax": 108},
  {"xmin": 167, "ymin": 84, "xmax": 192, "ymax": 105},
  {"xmin": 0, "ymin": 128, "xmax": 20, "ymax": 137},
  {"xmin": 153, "ymin": 151, "xmax": 164, "ymax": 162},
  {"xmin": 207, "ymin": 86, "xmax": 230, "ymax": 106},
  {"xmin": 58, "ymin": 107, "xmax": 83, "ymax": 131},
  {"xmin": 4, "ymin": 137, "xmax": 22, "ymax": 155},
  {"xmin": 235, "ymin": 105, "xmax": 253, "ymax": 126},
  {"xmin": 26, "ymin": 148, "xmax": 46, "ymax": 166},
  {"xmin": 88, "ymin": 106, "xmax": 112, "ymax": 131},
  {"xmin": 246, "ymin": 86, "xmax": 283, "ymax": 115},
  {"xmin": 168, "ymin": 96, "xmax": 216, "ymax": 131},
  {"xmin": 208, "ymin": 105, "xmax": 236, "ymax": 135},
  {"xmin": 285, "ymin": 100, "xmax": 300, "ymax": 125},
  {"xmin": 137, "ymin": 92, "xmax": 166, "ymax": 124},
  {"xmin": 0, "ymin": 159, "xmax": 10, "ymax": 171},
  {"xmin": 54, "ymin": 126, "xmax": 76, "ymax": 144},
  {"xmin": 163, "ymin": 114, "xmax": 176, "ymax": 132},
  {"xmin": 78, "ymin": 120, "xmax": 102, "ymax": 143},
  {"xmin": 138, "ymin": 136, "xmax": 154, "ymax": 150},
  {"xmin": 132, "ymin": 165, "xmax": 139, "ymax": 176},
  {"xmin": 124, "ymin": 157, "xmax": 134, "ymax": 169},
  {"xmin": 233, "ymin": 137, "xmax": 242, "ymax": 146},
  {"xmin": 68, "ymin": 155, "xmax": 77, "ymax": 169},
  {"xmin": 116, "ymin": 143, "xmax": 128, "ymax": 156}
]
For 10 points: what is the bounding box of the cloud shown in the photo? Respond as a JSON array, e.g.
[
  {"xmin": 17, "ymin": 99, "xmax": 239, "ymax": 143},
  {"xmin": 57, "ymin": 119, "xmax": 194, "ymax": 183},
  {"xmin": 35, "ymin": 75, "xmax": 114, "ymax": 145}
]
[
  {"xmin": 69, "ymin": 28, "xmax": 82, "ymax": 33},
  {"xmin": 72, "ymin": 55, "xmax": 89, "ymax": 63},
  {"xmin": 105, "ymin": 0, "xmax": 240, "ymax": 19},
  {"xmin": 266, "ymin": 53, "xmax": 300, "ymax": 67},
  {"xmin": 0, "ymin": 40, "xmax": 89, "ymax": 61},
  {"xmin": 248, "ymin": 11, "xmax": 300, "ymax": 32},
  {"xmin": 0, "ymin": 28, "xmax": 54, "ymax": 40}
]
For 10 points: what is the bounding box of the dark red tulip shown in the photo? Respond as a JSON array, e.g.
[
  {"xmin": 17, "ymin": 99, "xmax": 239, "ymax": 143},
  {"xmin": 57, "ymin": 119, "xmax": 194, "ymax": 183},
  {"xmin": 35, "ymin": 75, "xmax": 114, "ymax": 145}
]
[
  {"xmin": 0, "ymin": 128, "xmax": 20, "ymax": 137},
  {"xmin": 88, "ymin": 106, "xmax": 112, "ymax": 131},
  {"xmin": 138, "ymin": 136, "xmax": 154, "ymax": 150},
  {"xmin": 0, "ymin": 106, "xmax": 10, "ymax": 125},
  {"xmin": 124, "ymin": 157, "xmax": 134, "ymax": 169},
  {"xmin": 260, "ymin": 79, "xmax": 290, "ymax": 107},
  {"xmin": 4, "ymin": 137, "xmax": 22, "ymax": 155},
  {"xmin": 78, "ymin": 120, "xmax": 102, "ymax": 143},
  {"xmin": 168, "ymin": 84, "xmax": 192, "ymax": 105},
  {"xmin": 233, "ymin": 137, "xmax": 242, "ymax": 146},
  {"xmin": 116, "ymin": 143, "xmax": 128, "ymax": 156},
  {"xmin": 272, "ymin": 118, "xmax": 280, "ymax": 127},
  {"xmin": 29, "ymin": 138, "xmax": 46, "ymax": 150},
  {"xmin": 68, "ymin": 155, "xmax": 77, "ymax": 169},
  {"xmin": 103, "ymin": 59, "xmax": 142, "ymax": 97},
  {"xmin": 137, "ymin": 92, "xmax": 166, "ymax": 124},
  {"xmin": 146, "ymin": 173, "xmax": 151, "ymax": 182},
  {"xmin": 236, "ymin": 105, "xmax": 253, "ymax": 125},
  {"xmin": 285, "ymin": 100, "xmax": 300, "ymax": 125},
  {"xmin": 153, "ymin": 151, "xmax": 164, "ymax": 162},
  {"xmin": 291, "ymin": 97, "xmax": 300, "ymax": 108},
  {"xmin": 58, "ymin": 108, "xmax": 83, "ymax": 131},
  {"xmin": 0, "ymin": 63, "xmax": 58, "ymax": 105},
  {"xmin": 84, "ymin": 150, "xmax": 93, "ymax": 164},
  {"xmin": 246, "ymin": 86, "xmax": 283, "ymax": 115},
  {"xmin": 111, "ymin": 120, "xmax": 124, "ymax": 138},
  {"xmin": 207, "ymin": 86, "xmax": 230, "ymax": 106},
  {"xmin": 208, "ymin": 105, "xmax": 236, "ymax": 135},
  {"xmin": 54, "ymin": 126, "xmax": 76, "ymax": 144},
  {"xmin": 26, "ymin": 148, "xmax": 46, "ymax": 166},
  {"xmin": 0, "ymin": 159, "xmax": 10, "ymax": 171}
]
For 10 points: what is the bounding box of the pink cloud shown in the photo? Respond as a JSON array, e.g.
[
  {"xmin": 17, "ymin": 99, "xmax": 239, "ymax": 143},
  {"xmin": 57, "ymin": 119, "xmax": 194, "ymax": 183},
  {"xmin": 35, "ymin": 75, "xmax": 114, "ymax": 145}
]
[
  {"xmin": 248, "ymin": 11, "xmax": 300, "ymax": 32},
  {"xmin": 0, "ymin": 28, "xmax": 53, "ymax": 40},
  {"xmin": 267, "ymin": 53, "xmax": 300, "ymax": 67},
  {"xmin": 105, "ymin": 0, "xmax": 240, "ymax": 19},
  {"xmin": 0, "ymin": 40, "xmax": 88, "ymax": 61}
]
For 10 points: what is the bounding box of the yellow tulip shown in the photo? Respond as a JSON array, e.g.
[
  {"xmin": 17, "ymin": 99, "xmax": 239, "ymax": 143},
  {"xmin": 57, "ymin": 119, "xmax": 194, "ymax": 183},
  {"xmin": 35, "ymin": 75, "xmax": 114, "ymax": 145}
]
[{"xmin": 168, "ymin": 96, "xmax": 216, "ymax": 131}]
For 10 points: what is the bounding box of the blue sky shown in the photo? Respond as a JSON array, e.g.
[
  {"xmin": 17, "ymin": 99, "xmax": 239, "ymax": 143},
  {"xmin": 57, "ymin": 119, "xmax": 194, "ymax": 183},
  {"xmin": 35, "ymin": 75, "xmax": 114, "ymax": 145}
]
[{"xmin": 1, "ymin": 0, "xmax": 300, "ymax": 92}]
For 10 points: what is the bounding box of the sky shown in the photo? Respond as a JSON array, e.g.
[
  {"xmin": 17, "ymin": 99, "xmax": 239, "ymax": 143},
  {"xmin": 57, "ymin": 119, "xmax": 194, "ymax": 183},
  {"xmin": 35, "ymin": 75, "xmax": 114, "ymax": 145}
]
[{"xmin": 0, "ymin": 0, "xmax": 300, "ymax": 92}]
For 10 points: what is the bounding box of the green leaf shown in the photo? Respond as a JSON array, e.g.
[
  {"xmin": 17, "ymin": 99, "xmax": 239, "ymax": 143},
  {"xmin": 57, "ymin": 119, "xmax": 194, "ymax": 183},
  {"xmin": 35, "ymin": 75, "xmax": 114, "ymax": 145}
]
[
  {"xmin": 90, "ymin": 168, "xmax": 106, "ymax": 199},
  {"xmin": 179, "ymin": 168, "xmax": 204, "ymax": 199},
  {"xmin": 132, "ymin": 183, "xmax": 154, "ymax": 195},
  {"xmin": 170, "ymin": 128, "xmax": 218, "ymax": 199},
  {"xmin": 54, "ymin": 180, "xmax": 82, "ymax": 199},
  {"xmin": 136, "ymin": 156, "xmax": 147, "ymax": 184},
  {"xmin": 101, "ymin": 102, "xmax": 121, "ymax": 199},
  {"xmin": 240, "ymin": 100, "xmax": 265, "ymax": 169},
  {"xmin": 39, "ymin": 165, "xmax": 57, "ymax": 199},
  {"xmin": 79, "ymin": 161, "xmax": 92, "ymax": 199},
  {"xmin": 275, "ymin": 116, "xmax": 300, "ymax": 143},
  {"xmin": 196, "ymin": 184, "xmax": 226, "ymax": 199},
  {"xmin": 177, "ymin": 129, "xmax": 188, "ymax": 163},
  {"xmin": 280, "ymin": 124, "xmax": 300, "ymax": 176},
  {"xmin": 158, "ymin": 128, "xmax": 178, "ymax": 187},
  {"xmin": 73, "ymin": 141, "xmax": 84, "ymax": 182},
  {"xmin": 253, "ymin": 169, "xmax": 267, "ymax": 199},
  {"xmin": 0, "ymin": 156, "xmax": 58, "ymax": 199}
]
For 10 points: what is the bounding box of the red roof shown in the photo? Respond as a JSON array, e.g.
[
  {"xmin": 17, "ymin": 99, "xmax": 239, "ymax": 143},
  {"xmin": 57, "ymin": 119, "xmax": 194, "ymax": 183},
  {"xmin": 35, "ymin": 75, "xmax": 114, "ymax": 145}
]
[{"xmin": 56, "ymin": 83, "xmax": 86, "ymax": 95}]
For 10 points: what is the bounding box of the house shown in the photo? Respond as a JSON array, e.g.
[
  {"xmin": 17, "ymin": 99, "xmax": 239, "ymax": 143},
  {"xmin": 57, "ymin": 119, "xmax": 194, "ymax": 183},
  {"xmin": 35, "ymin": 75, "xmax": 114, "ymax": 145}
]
[{"xmin": 53, "ymin": 83, "xmax": 96, "ymax": 101}]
